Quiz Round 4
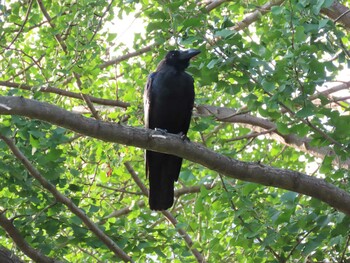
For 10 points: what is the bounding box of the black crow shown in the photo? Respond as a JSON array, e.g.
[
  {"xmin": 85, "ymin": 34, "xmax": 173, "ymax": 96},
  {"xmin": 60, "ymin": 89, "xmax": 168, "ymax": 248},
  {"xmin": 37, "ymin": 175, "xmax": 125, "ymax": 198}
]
[{"xmin": 144, "ymin": 49, "xmax": 200, "ymax": 210}]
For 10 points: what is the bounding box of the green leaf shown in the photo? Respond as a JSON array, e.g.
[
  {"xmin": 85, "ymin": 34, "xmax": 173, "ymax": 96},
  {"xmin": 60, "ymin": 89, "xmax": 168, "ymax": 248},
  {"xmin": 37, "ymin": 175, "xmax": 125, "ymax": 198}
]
[
  {"xmin": 295, "ymin": 104, "xmax": 314, "ymax": 118},
  {"xmin": 214, "ymin": 29, "xmax": 235, "ymax": 38},
  {"xmin": 262, "ymin": 80, "xmax": 275, "ymax": 92},
  {"xmin": 295, "ymin": 26, "xmax": 306, "ymax": 42},
  {"xmin": 276, "ymin": 122, "xmax": 289, "ymax": 135},
  {"xmin": 207, "ymin": 59, "xmax": 220, "ymax": 69},
  {"xmin": 271, "ymin": 6, "xmax": 284, "ymax": 15},
  {"xmin": 280, "ymin": 192, "xmax": 298, "ymax": 203},
  {"xmin": 192, "ymin": 122, "xmax": 209, "ymax": 131},
  {"xmin": 194, "ymin": 198, "xmax": 204, "ymax": 212},
  {"xmin": 318, "ymin": 18, "xmax": 329, "ymax": 29}
]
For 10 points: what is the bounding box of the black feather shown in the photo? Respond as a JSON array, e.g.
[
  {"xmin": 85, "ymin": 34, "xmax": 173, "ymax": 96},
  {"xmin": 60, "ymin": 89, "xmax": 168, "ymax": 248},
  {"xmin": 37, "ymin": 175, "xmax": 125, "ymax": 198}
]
[{"xmin": 144, "ymin": 49, "xmax": 200, "ymax": 210}]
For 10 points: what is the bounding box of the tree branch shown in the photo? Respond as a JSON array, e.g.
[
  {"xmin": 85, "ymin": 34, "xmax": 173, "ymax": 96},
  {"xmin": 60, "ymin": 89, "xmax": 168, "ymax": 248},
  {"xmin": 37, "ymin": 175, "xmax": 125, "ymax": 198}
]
[
  {"xmin": 205, "ymin": 0, "xmax": 229, "ymax": 12},
  {"xmin": 0, "ymin": 81, "xmax": 130, "ymax": 108},
  {"xmin": 322, "ymin": 1, "xmax": 350, "ymax": 29},
  {"xmin": 231, "ymin": 0, "xmax": 285, "ymax": 31},
  {"xmin": 100, "ymin": 43, "xmax": 158, "ymax": 69},
  {"xmin": 0, "ymin": 211, "xmax": 62, "ymax": 263},
  {"xmin": 0, "ymin": 96, "xmax": 349, "ymax": 217},
  {"xmin": 0, "ymin": 245, "xmax": 25, "ymax": 263},
  {"xmin": 231, "ymin": 1, "xmax": 350, "ymax": 32},
  {"xmin": 195, "ymin": 105, "xmax": 350, "ymax": 169},
  {"xmin": 0, "ymin": 133, "xmax": 134, "ymax": 263}
]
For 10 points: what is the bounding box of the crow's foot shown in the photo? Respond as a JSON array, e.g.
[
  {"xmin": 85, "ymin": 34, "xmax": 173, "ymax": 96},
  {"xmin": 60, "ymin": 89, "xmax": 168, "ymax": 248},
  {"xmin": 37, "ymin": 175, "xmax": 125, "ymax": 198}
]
[
  {"xmin": 178, "ymin": 132, "xmax": 190, "ymax": 141},
  {"xmin": 154, "ymin": 128, "xmax": 168, "ymax": 134}
]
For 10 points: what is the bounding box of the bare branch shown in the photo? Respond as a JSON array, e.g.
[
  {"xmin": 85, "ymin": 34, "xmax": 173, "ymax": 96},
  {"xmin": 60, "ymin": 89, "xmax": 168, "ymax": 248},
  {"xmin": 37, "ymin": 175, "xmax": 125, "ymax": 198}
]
[
  {"xmin": 228, "ymin": 1, "xmax": 350, "ymax": 33},
  {"xmin": 310, "ymin": 81, "xmax": 350, "ymax": 100},
  {"xmin": 162, "ymin": 210, "xmax": 207, "ymax": 263},
  {"xmin": 0, "ymin": 134, "xmax": 134, "ymax": 263},
  {"xmin": 100, "ymin": 43, "xmax": 158, "ymax": 69},
  {"xmin": 232, "ymin": 0, "xmax": 285, "ymax": 31},
  {"xmin": 204, "ymin": 0, "xmax": 228, "ymax": 12},
  {"xmin": 0, "ymin": 81, "xmax": 130, "ymax": 108}
]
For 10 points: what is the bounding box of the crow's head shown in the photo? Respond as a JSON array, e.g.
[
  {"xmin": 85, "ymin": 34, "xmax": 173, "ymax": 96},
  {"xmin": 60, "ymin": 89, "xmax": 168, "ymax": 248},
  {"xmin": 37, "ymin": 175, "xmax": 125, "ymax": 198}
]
[{"xmin": 164, "ymin": 49, "xmax": 200, "ymax": 71}]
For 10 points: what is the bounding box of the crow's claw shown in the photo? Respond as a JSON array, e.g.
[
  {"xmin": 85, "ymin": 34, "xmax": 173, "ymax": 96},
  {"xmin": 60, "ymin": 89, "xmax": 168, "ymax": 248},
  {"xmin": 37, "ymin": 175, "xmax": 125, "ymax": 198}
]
[
  {"xmin": 154, "ymin": 128, "xmax": 168, "ymax": 134},
  {"xmin": 178, "ymin": 132, "xmax": 190, "ymax": 141}
]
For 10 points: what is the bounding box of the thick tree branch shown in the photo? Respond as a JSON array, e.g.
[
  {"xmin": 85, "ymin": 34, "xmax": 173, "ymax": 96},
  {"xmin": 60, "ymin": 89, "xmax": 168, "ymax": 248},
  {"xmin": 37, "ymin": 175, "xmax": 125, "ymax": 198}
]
[
  {"xmin": 0, "ymin": 245, "xmax": 25, "ymax": 263},
  {"xmin": 0, "ymin": 211, "xmax": 62, "ymax": 263},
  {"xmin": 2, "ymin": 77, "xmax": 346, "ymax": 165},
  {"xmin": 0, "ymin": 133, "xmax": 134, "ymax": 263},
  {"xmin": 195, "ymin": 105, "xmax": 350, "ymax": 169},
  {"xmin": 0, "ymin": 96, "xmax": 349, "ymax": 217},
  {"xmin": 322, "ymin": 1, "xmax": 350, "ymax": 29}
]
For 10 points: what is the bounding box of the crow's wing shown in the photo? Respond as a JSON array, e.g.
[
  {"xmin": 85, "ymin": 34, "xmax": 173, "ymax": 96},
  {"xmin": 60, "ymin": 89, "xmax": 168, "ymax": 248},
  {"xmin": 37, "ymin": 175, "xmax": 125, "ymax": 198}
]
[{"xmin": 144, "ymin": 72, "xmax": 156, "ymax": 129}]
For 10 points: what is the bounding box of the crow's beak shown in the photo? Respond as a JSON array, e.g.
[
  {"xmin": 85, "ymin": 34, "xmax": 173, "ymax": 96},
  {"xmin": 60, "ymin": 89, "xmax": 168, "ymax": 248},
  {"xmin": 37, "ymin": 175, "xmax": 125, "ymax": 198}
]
[{"xmin": 179, "ymin": 49, "xmax": 201, "ymax": 60}]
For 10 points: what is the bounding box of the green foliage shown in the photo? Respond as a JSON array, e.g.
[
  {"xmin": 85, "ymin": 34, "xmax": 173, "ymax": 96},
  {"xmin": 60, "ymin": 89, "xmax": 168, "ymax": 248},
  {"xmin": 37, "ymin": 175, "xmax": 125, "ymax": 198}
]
[{"xmin": 0, "ymin": 0, "xmax": 349, "ymax": 262}]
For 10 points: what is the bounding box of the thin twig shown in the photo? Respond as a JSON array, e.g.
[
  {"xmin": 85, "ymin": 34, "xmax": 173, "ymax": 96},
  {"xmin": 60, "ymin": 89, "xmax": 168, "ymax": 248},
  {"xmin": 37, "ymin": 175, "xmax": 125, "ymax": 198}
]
[
  {"xmin": 4, "ymin": 0, "xmax": 34, "ymax": 51},
  {"xmin": 0, "ymin": 80, "xmax": 130, "ymax": 108},
  {"xmin": 37, "ymin": 0, "xmax": 101, "ymax": 119},
  {"xmin": 225, "ymin": 128, "xmax": 276, "ymax": 142},
  {"xmin": 340, "ymin": 233, "xmax": 350, "ymax": 262},
  {"xmin": 218, "ymin": 175, "xmax": 283, "ymax": 262},
  {"xmin": 124, "ymin": 162, "xmax": 207, "ymax": 263}
]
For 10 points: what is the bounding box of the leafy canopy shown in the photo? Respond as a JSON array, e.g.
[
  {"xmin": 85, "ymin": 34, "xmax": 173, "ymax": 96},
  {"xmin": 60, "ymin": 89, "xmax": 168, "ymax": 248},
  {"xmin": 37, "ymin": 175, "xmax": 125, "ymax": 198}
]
[{"xmin": 0, "ymin": 0, "xmax": 349, "ymax": 262}]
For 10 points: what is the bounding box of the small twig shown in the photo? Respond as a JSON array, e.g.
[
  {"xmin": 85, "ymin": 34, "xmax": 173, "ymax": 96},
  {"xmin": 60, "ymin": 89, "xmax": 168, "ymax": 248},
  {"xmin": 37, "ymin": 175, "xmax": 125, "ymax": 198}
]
[
  {"xmin": 218, "ymin": 175, "xmax": 282, "ymax": 261},
  {"xmin": 100, "ymin": 43, "xmax": 159, "ymax": 69},
  {"xmin": 286, "ymin": 226, "xmax": 317, "ymax": 261},
  {"xmin": 4, "ymin": 0, "xmax": 34, "ymax": 51},
  {"xmin": 0, "ymin": 80, "xmax": 130, "ymax": 108},
  {"xmin": 123, "ymin": 162, "xmax": 207, "ymax": 263},
  {"xmin": 37, "ymin": 0, "xmax": 101, "ymax": 119},
  {"xmin": 340, "ymin": 233, "xmax": 350, "ymax": 263},
  {"xmin": 226, "ymin": 128, "xmax": 276, "ymax": 142}
]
